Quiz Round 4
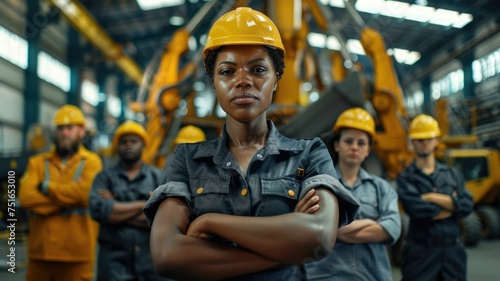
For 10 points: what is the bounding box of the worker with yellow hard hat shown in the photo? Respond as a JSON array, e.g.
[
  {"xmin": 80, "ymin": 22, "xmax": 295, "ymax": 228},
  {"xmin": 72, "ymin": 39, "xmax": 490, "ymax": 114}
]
[
  {"xmin": 397, "ymin": 114, "xmax": 473, "ymax": 281},
  {"xmin": 19, "ymin": 104, "xmax": 103, "ymax": 281},
  {"xmin": 163, "ymin": 124, "xmax": 207, "ymax": 170},
  {"xmin": 173, "ymin": 125, "xmax": 206, "ymax": 146},
  {"xmin": 143, "ymin": 7, "xmax": 358, "ymax": 280},
  {"xmin": 307, "ymin": 107, "xmax": 401, "ymax": 280},
  {"xmin": 89, "ymin": 120, "xmax": 165, "ymax": 281}
]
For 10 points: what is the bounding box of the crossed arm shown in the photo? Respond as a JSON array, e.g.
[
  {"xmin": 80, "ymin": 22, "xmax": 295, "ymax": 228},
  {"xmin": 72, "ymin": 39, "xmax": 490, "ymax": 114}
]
[
  {"xmin": 89, "ymin": 173, "xmax": 149, "ymax": 228},
  {"xmin": 421, "ymin": 193, "xmax": 455, "ymax": 220},
  {"xmin": 336, "ymin": 219, "xmax": 390, "ymax": 244},
  {"xmin": 97, "ymin": 189, "xmax": 149, "ymax": 228},
  {"xmin": 150, "ymin": 188, "xmax": 339, "ymax": 280},
  {"xmin": 19, "ymin": 156, "xmax": 102, "ymax": 214}
]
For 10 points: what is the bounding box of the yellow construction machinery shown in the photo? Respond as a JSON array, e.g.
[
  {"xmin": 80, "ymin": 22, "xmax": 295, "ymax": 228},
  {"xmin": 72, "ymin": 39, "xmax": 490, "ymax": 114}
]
[{"xmin": 445, "ymin": 148, "xmax": 500, "ymax": 240}]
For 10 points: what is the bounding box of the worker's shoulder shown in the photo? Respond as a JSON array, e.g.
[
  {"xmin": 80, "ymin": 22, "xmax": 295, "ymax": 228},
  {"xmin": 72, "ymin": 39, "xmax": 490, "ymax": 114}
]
[
  {"xmin": 79, "ymin": 147, "xmax": 102, "ymax": 163},
  {"xmin": 27, "ymin": 151, "xmax": 53, "ymax": 162},
  {"xmin": 367, "ymin": 173, "xmax": 392, "ymax": 187},
  {"xmin": 142, "ymin": 164, "xmax": 163, "ymax": 176},
  {"xmin": 396, "ymin": 162, "xmax": 417, "ymax": 179},
  {"xmin": 278, "ymin": 135, "xmax": 327, "ymax": 151}
]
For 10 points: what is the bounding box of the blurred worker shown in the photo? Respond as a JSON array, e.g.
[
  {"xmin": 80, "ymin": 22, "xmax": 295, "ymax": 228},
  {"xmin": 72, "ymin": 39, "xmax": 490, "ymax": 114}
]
[
  {"xmin": 173, "ymin": 125, "xmax": 206, "ymax": 146},
  {"xmin": 89, "ymin": 121, "xmax": 165, "ymax": 281},
  {"xmin": 163, "ymin": 125, "xmax": 207, "ymax": 170},
  {"xmin": 397, "ymin": 114, "xmax": 473, "ymax": 281},
  {"xmin": 143, "ymin": 7, "xmax": 359, "ymax": 280},
  {"xmin": 19, "ymin": 104, "xmax": 102, "ymax": 281},
  {"xmin": 306, "ymin": 108, "xmax": 401, "ymax": 280}
]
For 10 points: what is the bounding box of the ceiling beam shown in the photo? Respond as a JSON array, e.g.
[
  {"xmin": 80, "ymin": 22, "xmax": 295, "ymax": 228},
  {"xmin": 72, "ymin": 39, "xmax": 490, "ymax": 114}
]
[{"xmin": 46, "ymin": 0, "xmax": 143, "ymax": 85}]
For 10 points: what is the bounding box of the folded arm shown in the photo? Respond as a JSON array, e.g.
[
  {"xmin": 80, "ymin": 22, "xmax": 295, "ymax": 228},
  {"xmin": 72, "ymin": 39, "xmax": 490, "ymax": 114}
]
[
  {"xmin": 337, "ymin": 219, "xmax": 390, "ymax": 244},
  {"xmin": 397, "ymin": 175, "xmax": 441, "ymax": 220},
  {"xmin": 19, "ymin": 158, "xmax": 61, "ymax": 215},
  {"xmin": 150, "ymin": 197, "xmax": 279, "ymax": 280},
  {"xmin": 90, "ymin": 178, "xmax": 147, "ymax": 225},
  {"xmin": 46, "ymin": 155, "xmax": 102, "ymax": 208},
  {"xmin": 150, "ymin": 189, "xmax": 324, "ymax": 280},
  {"xmin": 421, "ymin": 193, "xmax": 455, "ymax": 211},
  {"xmin": 127, "ymin": 213, "xmax": 150, "ymax": 229},
  {"xmin": 187, "ymin": 188, "xmax": 339, "ymax": 264}
]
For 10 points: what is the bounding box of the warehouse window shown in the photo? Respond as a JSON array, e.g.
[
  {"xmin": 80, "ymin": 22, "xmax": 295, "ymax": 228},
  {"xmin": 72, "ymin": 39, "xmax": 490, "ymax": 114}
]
[
  {"xmin": 107, "ymin": 95, "xmax": 122, "ymax": 118},
  {"xmin": 38, "ymin": 52, "xmax": 70, "ymax": 92},
  {"xmin": 0, "ymin": 25, "xmax": 28, "ymax": 69},
  {"xmin": 431, "ymin": 69, "xmax": 464, "ymax": 100},
  {"xmin": 81, "ymin": 80, "xmax": 99, "ymax": 106},
  {"xmin": 472, "ymin": 48, "xmax": 500, "ymax": 83}
]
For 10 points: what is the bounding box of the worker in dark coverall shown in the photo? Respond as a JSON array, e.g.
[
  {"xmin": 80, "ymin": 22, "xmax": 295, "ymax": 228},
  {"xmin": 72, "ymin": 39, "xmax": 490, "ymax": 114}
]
[
  {"xmin": 142, "ymin": 7, "xmax": 359, "ymax": 281},
  {"xmin": 397, "ymin": 114, "xmax": 473, "ymax": 281},
  {"xmin": 89, "ymin": 121, "xmax": 166, "ymax": 281}
]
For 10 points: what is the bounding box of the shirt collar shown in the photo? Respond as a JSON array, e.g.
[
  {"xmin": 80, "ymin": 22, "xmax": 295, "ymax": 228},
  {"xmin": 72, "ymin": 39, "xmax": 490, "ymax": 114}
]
[
  {"xmin": 193, "ymin": 120, "xmax": 304, "ymax": 165},
  {"xmin": 115, "ymin": 162, "xmax": 148, "ymax": 181},
  {"xmin": 335, "ymin": 166, "xmax": 374, "ymax": 187},
  {"xmin": 409, "ymin": 159, "xmax": 448, "ymax": 174}
]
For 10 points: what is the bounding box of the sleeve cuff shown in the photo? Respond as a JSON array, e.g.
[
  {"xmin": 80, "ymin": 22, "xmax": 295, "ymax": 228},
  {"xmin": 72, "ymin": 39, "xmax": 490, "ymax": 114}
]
[
  {"xmin": 301, "ymin": 174, "xmax": 360, "ymax": 227},
  {"xmin": 102, "ymin": 199, "xmax": 115, "ymax": 221},
  {"xmin": 378, "ymin": 221, "xmax": 400, "ymax": 245},
  {"xmin": 143, "ymin": 182, "xmax": 191, "ymax": 226}
]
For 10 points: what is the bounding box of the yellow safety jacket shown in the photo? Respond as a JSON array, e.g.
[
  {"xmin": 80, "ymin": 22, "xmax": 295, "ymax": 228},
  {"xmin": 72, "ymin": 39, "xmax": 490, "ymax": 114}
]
[{"xmin": 19, "ymin": 146, "xmax": 102, "ymax": 262}]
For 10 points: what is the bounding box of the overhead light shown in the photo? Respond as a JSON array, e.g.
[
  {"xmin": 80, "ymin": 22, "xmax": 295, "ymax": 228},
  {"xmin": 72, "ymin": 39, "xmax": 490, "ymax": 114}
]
[
  {"xmin": 380, "ymin": 1, "xmax": 409, "ymax": 19},
  {"xmin": 307, "ymin": 33, "xmax": 327, "ymax": 48},
  {"xmin": 308, "ymin": 33, "xmax": 420, "ymax": 65},
  {"xmin": 389, "ymin": 48, "xmax": 421, "ymax": 65},
  {"xmin": 346, "ymin": 0, "xmax": 473, "ymax": 28},
  {"xmin": 404, "ymin": 5, "xmax": 435, "ymax": 23},
  {"xmin": 169, "ymin": 16, "xmax": 185, "ymax": 26},
  {"xmin": 355, "ymin": 0, "xmax": 384, "ymax": 14},
  {"xmin": 326, "ymin": 36, "xmax": 341, "ymax": 50},
  {"xmin": 329, "ymin": 0, "xmax": 344, "ymax": 8},
  {"xmin": 392, "ymin": 48, "xmax": 410, "ymax": 63},
  {"xmin": 404, "ymin": 51, "xmax": 421, "ymax": 65},
  {"xmin": 429, "ymin": 8, "xmax": 459, "ymax": 26},
  {"xmin": 453, "ymin": 13, "xmax": 473, "ymax": 28},
  {"xmin": 137, "ymin": 0, "xmax": 185, "ymax": 11},
  {"xmin": 347, "ymin": 39, "xmax": 365, "ymax": 55}
]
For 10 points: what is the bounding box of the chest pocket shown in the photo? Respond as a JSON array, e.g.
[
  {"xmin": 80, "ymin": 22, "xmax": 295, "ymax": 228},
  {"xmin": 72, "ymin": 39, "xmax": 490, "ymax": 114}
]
[
  {"xmin": 357, "ymin": 182, "xmax": 380, "ymax": 220},
  {"xmin": 257, "ymin": 178, "xmax": 300, "ymax": 217},
  {"xmin": 189, "ymin": 176, "xmax": 231, "ymax": 217}
]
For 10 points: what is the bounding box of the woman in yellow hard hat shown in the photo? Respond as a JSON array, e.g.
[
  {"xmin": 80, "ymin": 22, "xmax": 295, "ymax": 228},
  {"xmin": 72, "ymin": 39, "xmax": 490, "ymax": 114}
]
[
  {"xmin": 307, "ymin": 107, "xmax": 401, "ymax": 280},
  {"xmin": 144, "ymin": 7, "xmax": 358, "ymax": 280},
  {"xmin": 397, "ymin": 114, "xmax": 473, "ymax": 281}
]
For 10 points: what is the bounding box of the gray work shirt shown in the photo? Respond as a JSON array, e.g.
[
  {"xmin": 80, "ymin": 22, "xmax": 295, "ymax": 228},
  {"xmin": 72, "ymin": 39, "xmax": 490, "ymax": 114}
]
[
  {"xmin": 306, "ymin": 168, "xmax": 401, "ymax": 281},
  {"xmin": 144, "ymin": 121, "xmax": 359, "ymax": 281},
  {"xmin": 90, "ymin": 164, "xmax": 165, "ymax": 281}
]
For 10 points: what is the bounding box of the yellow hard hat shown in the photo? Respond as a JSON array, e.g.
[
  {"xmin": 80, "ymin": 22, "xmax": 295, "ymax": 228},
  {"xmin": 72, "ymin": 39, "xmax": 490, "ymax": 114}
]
[
  {"xmin": 113, "ymin": 121, "xmax": 148, "ymax": 148},
  {"xmin": 174, "ymin": 125, "xmax": 206, "ymax": 145},
  {"xmin": 333, "ymin": 107, "xmax": 375, "ymax": 138},
  {"xmin": 409, "ymin": 114, "xmax": 441, "ymax": 139},
  {"xmin": 53, "ymin": 104, "xmax": 86, "ymax": 126},
  {"xmin": 203, "ymin": 7, "xmax": 286, "ymax": 60}
]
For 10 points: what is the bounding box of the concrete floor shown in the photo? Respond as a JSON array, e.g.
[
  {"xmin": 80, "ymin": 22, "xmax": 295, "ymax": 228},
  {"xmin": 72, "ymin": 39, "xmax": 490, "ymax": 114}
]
[{"xmin": 2, "ymin": 239, "xmax": 500, "ymax": 280}]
